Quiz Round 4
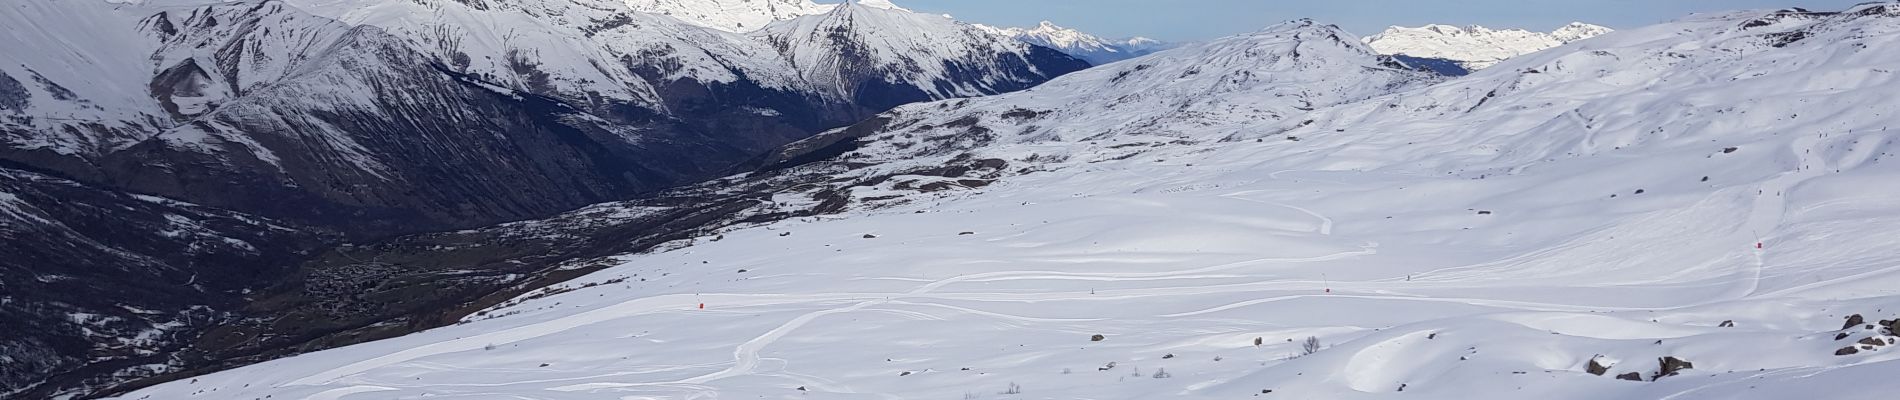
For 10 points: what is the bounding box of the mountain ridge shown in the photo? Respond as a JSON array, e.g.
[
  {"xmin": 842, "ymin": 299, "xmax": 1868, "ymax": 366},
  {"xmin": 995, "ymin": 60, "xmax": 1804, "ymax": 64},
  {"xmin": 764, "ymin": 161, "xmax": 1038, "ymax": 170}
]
[
  {"xmin": 1364, "ymin": 21, "xmax": 1612, "ymax": 70},
  {"xmin": 976, "ymin": 20, "xmax": 1178, "ymax": 65}
]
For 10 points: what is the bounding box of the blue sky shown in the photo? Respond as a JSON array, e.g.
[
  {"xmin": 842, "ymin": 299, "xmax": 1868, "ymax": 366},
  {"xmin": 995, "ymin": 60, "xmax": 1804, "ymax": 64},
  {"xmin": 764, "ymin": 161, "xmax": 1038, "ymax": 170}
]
[{"xmin": 824, "ymin": 0, "xmax": 1874, "ymax": 41}]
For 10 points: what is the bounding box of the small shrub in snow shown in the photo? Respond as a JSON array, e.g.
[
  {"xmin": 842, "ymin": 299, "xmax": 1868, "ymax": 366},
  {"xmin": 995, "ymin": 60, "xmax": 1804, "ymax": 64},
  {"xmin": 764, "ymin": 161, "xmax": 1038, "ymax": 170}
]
[
  {"xmin": 1001, "ymin": 382, "xmax": 1021, "ymax": 395},
  {"xmin": 1303, "ymin": 336, "xmax": 1322, "ymax": 355},
  {"xmin": 1152, "ymin": 368, "xmax": 1172, "ymax": 379}
]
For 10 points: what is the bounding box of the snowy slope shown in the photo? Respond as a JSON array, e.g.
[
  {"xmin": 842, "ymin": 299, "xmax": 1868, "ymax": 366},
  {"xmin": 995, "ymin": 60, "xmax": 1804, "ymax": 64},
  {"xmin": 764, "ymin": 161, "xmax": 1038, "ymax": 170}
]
[
  {"xmin": 978, "ymin": 21, "xmax": 1178, "ymax": 65},
  {"xmin": 0, "ymin": 0, "xmax": 172, "ymax": 157},
  {"xmin": 113, "ymin": 4, "xmax": 1900, "ymax": 400},
  {"xmin": 755, "ymin": 2, "xmax": 1090, "ymax": 111},
  {"xmin": 1365, "ymin": 22, "xmax": 1612, "ymax": 70}
]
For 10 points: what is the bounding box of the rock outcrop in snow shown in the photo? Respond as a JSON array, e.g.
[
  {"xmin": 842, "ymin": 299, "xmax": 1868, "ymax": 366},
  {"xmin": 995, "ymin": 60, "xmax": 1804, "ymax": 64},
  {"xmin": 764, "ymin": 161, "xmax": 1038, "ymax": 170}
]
[{"xmin": 1364, "ymin": 22, "xmax": 1612, "ymax": 70}]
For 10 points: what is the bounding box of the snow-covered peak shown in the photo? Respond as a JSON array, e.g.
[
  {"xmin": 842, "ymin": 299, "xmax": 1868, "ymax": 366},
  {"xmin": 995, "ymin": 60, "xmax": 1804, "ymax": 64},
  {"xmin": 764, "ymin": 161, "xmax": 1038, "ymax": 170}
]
[
  {"xmin": 975, "ymin": 20, "xmax": 1177, "ymax": 65},
  {"xmin": 1364, "ymin": 21, "xmax": 1613, "ymax": 70},
  {"xmin": 754, "ymin": 2, "xmax": 1088, "ymax": 108},
  {"xmin": 1551, "ymin": 21, "xmax": 1613, "ymax": 41},
  {"xmin": 1020, "ymin": 20, "xmax": 1100, "ymax": 48},
  {"xmin": 823, "ymin": 18, "xmax": 1429, "ymax": 160}
]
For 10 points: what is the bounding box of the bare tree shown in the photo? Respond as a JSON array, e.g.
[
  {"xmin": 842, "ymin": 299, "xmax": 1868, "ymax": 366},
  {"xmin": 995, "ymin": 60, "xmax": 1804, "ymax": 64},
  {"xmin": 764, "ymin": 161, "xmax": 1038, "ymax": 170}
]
[{"xmin": 1302, "ymin": 336, "xmax": 1322, "ymax": 356}]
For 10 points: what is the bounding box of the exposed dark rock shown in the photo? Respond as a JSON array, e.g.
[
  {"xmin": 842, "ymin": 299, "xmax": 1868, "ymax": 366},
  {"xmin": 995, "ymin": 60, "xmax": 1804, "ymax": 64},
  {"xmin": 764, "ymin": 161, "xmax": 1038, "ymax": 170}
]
[
  {"xmin": 1845, "ymin": 314, "xmax": 1866, "ymax": 330},
  {"xmin": 1616, "ymin": 372, "xmax": 1643, "ymax": 381},
  {"xmin": 0, "ymin": 167, "xmax": 329, "ymax": 397},
  {"xmin": 1652, "ymin": 357, "xmax": 1693, "ymax": 380},
  {"xmin": 1587, "ymin": 358, "xmax": 1611, "ymax": 376},
  {"xmin": 1091, "ymin": 334, "xmax": 1107, "ymax": 342},
  {"xmin": 0, "ymin": 71, "xmax": 28, "ymax": 111},
  {"xmin": 1837, "ymin": 346, "xmax": 1861, "ymax": 356}
]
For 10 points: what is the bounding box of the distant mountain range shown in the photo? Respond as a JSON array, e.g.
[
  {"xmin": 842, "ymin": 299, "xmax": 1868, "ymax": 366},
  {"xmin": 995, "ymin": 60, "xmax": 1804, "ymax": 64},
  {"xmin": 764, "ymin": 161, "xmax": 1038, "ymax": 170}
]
[
  {"xmin": 977, "ymin": 21, "xmax": 1180, "ymax": 65},
  {"xmin": 1364, "ymin": 22, "xmax": 1613, "ymax": 70}
]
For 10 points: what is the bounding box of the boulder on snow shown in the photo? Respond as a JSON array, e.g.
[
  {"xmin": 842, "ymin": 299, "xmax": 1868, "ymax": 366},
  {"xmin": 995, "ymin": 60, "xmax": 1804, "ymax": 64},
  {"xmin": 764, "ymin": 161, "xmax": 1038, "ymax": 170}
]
[
  {"xmin": 1837, "ymin": 346, "xmax": 1861, "ymax": 356},
  {"xmin": 862, "ymin": 234, "xmax": 879, "ymax": 239},
  {"xmin": 1090, "ymin": 334, "xmax": 1107, "ymax": 342},
  {"xmin": 1719, "ymin": 320, "xmax": 1735, "ymax": 328},
  {"xmin": 1652, "ymin": 357, "xmax": 1693, "ymax": 380},
  {"xmin": 1587, "ymin": 358, "xmax": 1611, "ymax": 376},
  {"xmin": 1883, "ymin": 319, "xmax": 1900, "ymax": 334},
  {"xmin": 1844, "ymin": 314, "xmax": 1865, "ymax": 330},
  {"xmin": 1616, "ymin": 372, "xmax": 1643, "ymax": 381}
]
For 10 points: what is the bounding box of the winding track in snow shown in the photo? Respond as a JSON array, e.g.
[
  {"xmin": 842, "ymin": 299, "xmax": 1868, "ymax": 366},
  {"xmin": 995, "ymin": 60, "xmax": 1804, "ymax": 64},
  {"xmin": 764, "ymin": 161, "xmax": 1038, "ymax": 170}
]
[{"xmin": 545, "ymin": 241, "xmax": 1381, "ymax": 393}]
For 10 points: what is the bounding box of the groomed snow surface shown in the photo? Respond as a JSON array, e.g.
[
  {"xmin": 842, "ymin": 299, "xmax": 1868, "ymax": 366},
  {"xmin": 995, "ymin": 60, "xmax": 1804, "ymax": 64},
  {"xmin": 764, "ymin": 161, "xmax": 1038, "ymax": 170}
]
[{"xmin": 116, "ymin": 5, "xmax": 1900, "ymax": 400}]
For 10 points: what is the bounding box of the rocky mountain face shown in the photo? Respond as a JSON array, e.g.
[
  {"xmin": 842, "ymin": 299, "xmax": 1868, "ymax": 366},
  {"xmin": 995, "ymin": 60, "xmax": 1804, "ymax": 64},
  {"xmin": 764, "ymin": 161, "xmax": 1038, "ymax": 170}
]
[
  {"xmin": 0, "ymin": 165, "xmax": 330, "ymax": 399},
  {"xmin": 1364, "ymin": 21, "xmax": 1612, "ymax": 70},
  {"xmin": 978, "ymin": 21, "xmax": 1178, "ymax": 65},
  {"xmin": 0, "ymin": 0, "xmax": 1086, "ymax": 397},
  {"xmin": 756, "ymin": 2, "xmax": 1092, "ymax": 112}
]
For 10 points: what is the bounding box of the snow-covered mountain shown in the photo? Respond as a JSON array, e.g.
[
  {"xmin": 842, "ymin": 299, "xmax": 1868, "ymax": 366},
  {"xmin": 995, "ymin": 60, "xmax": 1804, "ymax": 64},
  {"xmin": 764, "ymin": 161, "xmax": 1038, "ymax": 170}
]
[
  {"xmin": 978, "ymin": 21, "xmax": 1178, "ymax": 65},
  {"xmin": 112, "ymin": 3, "xmax": 1900, "ymax": 399},
  {"xmin": 0, "ymin": 0, "xmax": 1086, "ymax": 396},
  {"xmin": 1365, "ymin": 21, "xmax": 1612, "ymax": 70},
  {"xmin": 756, "ymin": 2, "xmax": 1090, "ymax": 111}
]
